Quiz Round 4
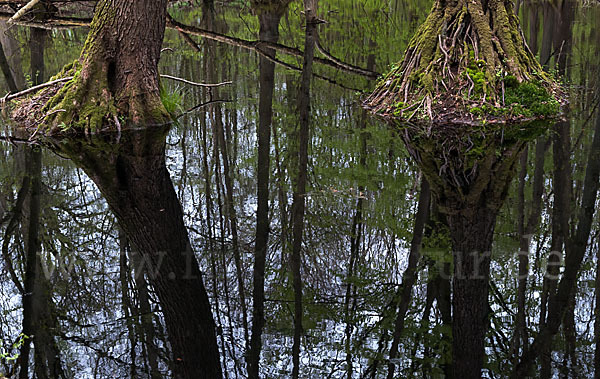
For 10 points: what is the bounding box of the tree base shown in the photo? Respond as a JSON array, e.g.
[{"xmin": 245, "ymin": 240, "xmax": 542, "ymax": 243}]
[
  {"xmin": 364, "ymin": 0, "xmax": 566, "ymax": 126},
  {"xmin": 11, "ymin": 60, "xmax": 171, "ymax": 138}
]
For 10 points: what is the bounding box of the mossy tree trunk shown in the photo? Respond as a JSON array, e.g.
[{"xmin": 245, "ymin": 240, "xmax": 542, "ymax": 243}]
[
  {"xmin": 28, "ymin": 0, "xmax": 171, "ymax": 132},
  {"xmin": 364, "ymin": 0, "xmax": 559, "ymax": 123}
]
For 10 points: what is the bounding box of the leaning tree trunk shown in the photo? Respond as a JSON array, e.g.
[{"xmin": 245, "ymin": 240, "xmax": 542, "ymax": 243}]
[
  {"xmin": 364, "ymin": 0, "xmax": 561, "ymax": 124},
  {"xmin": 14, "ymin": 0, "xmax": 170, "ymax": 133}
]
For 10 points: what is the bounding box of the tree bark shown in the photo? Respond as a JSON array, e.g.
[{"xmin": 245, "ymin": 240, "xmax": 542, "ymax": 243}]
[
  {"xmin": 364, "ymin": 0, "xmax": 559, "ymax": 123},
  {"xmin": 17, "ymin": 0, "xmax": 171, "ymax": 132}
]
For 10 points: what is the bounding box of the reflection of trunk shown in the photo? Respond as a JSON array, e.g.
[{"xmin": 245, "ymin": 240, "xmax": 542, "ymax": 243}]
[
  {"xmin": 290, "ymin": 2, "xmax": 317, "ymax": 377},
  {"xmin": 19, "ymin": 31, "xmax": 65, "ymax": 379},
  {"xmin": 403, "ymin": 126, "xmax": 527, "ymax": 379},
  {"xmin": 538, "ymin": 3, "xmax": 575, "ymax": 375},
  {"xmin": 19, "ymin": 148, "xmax": 40, "ymax": 379},
  {"xmin": 53, "ymin": 128, "xmax": 221, "ymax": 378},
  {"xmin": 199, "ymin": 67, "xmax": 230, "ymax": 377},
  {"xmin": 202, "ymin": 5, "xmax": 249, "ymax": 377},
  {"xmin": 386, "ymin": 179, "xmax": 430, "ymax": 379},
  {"xmin": 595, "ymin": 243, "xmax": 600, "ymax": 377},
  {"xmin": 119, "ymin": 232, "xmax": 138, "ymax": 378},
  {"xmin": 343, "ymin": 41, "xmax": 374, "ymax": 379},
  {"xmin": 215, "ymin": 82, "xmax": 249, "ymax": 349},
  {"xmin": 447, "ymin": 206, "xmax": 496, "ymax": 378},
  {"xmin": 511, "ymin": 136, "xmax": 547, "ymax": 365},
  {"xmin": 248, "ymin": 2, "xmax": 288, "ymax": 376},
  {"xmin": 539, "ymin": 120, "xmax": 570, "ymax": 378},
  {"xmin": 562, "ymin": 296, "xmax": 577, "ymax": 376},
  {"xmin": 18, "ymin": 146, "xmax": 65, "ymax": 379},
  {"xmin": 515, "ymin": 107, "xmax": 600, "ymax": 378},
  {"xmin": 121, "ymin": 232, "xmax": 161, "ymax": 379}
]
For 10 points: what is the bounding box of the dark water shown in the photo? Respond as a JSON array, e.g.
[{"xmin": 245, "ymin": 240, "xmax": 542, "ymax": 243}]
[{"xmin": 0, "ymin": 1, "xmax": 599, "ymax": 378}]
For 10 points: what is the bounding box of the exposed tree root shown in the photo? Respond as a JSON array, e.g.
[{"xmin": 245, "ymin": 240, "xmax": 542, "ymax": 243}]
[
  {"xmin": 364, "ymin": 0, "xmax": 565, "ymax": 126},
  {"xmin": 9, "ymin": 0, "xmax": 172, "ymax": 138}
]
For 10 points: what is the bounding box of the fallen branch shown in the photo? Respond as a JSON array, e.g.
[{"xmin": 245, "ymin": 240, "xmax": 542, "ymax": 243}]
[
  {"xmin": 160, "ymin": 74, "xmax": 232, "ymax": 88},
  {"xmin": 0, "ymin": 11, "xmax": 380, "ymax": 79},
  {"xmin": 0, "ymin": 76, "xmax": 73, "ymax": 103},
  {"xmin": 0, "ymin": 12, "xmax": 91, "ymax": 29},
  {"xmin": 7, "ymin": 0, "xmax": 40, "ymax": 23},
  {"xmin": 166, "ymin": 15, "xmax": 379, "ymax": 79}
]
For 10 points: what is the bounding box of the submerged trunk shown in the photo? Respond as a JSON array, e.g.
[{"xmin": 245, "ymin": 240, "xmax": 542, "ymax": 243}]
[
  {"xmin": 14, "ymin": 0, "xmax": 170, "ymax": 133},
  {"xmin": 364, "ymin": 0, "xmax": 561, "ymax": 124}
]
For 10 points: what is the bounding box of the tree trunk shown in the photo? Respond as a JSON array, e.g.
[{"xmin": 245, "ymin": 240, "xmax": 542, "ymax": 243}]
[{"xmin": 16, "ymin": 0, "xmax": 170, "ymax": 132}]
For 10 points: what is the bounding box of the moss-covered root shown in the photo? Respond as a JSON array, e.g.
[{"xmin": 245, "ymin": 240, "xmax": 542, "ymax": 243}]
[
  {"xmin": 13, "ymin": 0, "xmax": 172, "ymax": 136},
  {"xmin": 37, "ymin": 60, "xmax": 169, "ymax": 135},
  {"xmin": 363, "ymin": 0, "xmax": 562, "ymax": 124}
]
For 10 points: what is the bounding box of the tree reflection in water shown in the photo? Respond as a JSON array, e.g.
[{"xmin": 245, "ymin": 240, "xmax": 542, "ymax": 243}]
[{"xmin": 47, "ymin": 126, "xmax": 221, "ymax": 378}]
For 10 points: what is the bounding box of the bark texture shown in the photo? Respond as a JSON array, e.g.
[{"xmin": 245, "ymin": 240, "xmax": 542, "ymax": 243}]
[{"xmin": 14, "ymin": 0, "xmax": 170, "ymax": 133}]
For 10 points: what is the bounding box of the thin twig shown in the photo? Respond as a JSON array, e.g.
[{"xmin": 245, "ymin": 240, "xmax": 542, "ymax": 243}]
[
  {"xmin": 175, "ymin": 99, "xmax": 232, "ymax": 120},
  {"xmin": 160, "ymin": 74, "xmax": 232, "ymax": 88}
]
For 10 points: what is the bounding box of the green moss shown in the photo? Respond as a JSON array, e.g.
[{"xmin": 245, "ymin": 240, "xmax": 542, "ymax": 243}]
[{"xmin": 504, "ymin": 80, "xmax": 560, "ymax": 117}]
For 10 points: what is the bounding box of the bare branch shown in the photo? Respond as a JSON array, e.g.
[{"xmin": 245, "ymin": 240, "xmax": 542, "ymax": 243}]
[{"xmin": 160, "ymin": 74, "xmax": 232, "ymax": 88}]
